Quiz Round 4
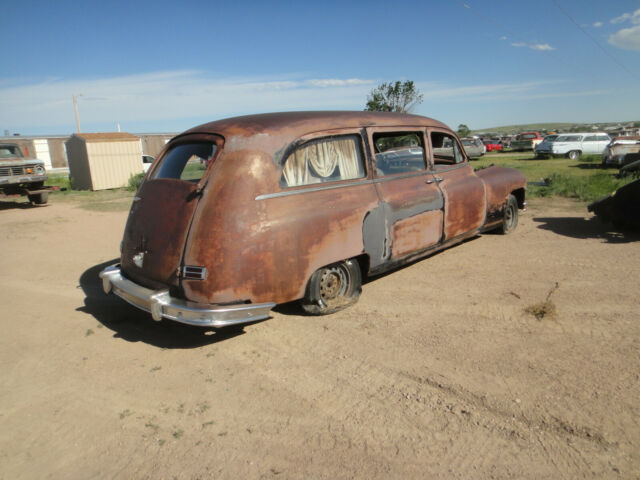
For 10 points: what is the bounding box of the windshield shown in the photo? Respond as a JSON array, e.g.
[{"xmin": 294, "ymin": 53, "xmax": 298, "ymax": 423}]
[
  {"xmin": 0, "ymin": 145, "xmax": 24, "ymax": 158},
  {"xmin": 151, "ymin": 142, "xmax": 217, "ymax": 182}
]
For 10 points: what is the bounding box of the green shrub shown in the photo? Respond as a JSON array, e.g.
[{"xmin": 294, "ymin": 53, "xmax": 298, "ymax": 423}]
[
  {"xmin": 127, "ymin": 172, "xmax": 146, "ymax": 191},
  {"xmin": 45, "ymin": 174, "xmax": 72, "ymax": 190}
]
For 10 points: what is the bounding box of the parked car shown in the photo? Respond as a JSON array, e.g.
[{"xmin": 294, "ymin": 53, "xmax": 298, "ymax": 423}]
[
  {"xmin": 534, "ymin": 134, "xmax": 559, "ymax": 158},
  {"xmin": 0, "ymin": 143, "xmax": 51, "ymax": 204},
  {"xmin": 546, "ymin": 133, "xmax": 610, "ymax": 160},
  {"xmin": 483, "ymin": 139, "xmax": 503, "ymax": 153},
  {"xmin": 460, "ymin": 137, "xmax": 485, "ymax": 158},
  {"xmin": 588, "ymin": 178, "xmax": 640, "ymax": 230},
  {"xmin": 601, "ymin": 136, "xmax": 640, "ymax": 167},
  {"xmin": 509, "ymin": 132, "xmax": 544, "ymax": 151},
  {"xmin": 142, "ymin": 155, "xmax": 155, "ymax": 173},
  {"xmin": 100, "ymin": 111, "xmax": 526, "ymax": 328}
]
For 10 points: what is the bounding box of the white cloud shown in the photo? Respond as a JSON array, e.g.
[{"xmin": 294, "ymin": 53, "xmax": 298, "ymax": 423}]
[
  {"xmin": 610, "ymin": 8, "xmax": 640, "ymax": 24},
  {"xmin": 511, "ymin": 42, "xmax": 555, "ymax": 51},
  {"xmin": 530, "ymin": 43, "xmax": 555, "ymax": 51},
  {"xmin": 414, "ymin": 80, "xmax": 607, "ymax": 102},
  {"xmin": 593, "ymin": 21, "xmax": 603, "ymax": 28},
  {"xmin": 499, "ymin": 36, "xmax": 507, "ymax": 41},
  {"xmin": 0, "ymin": 71, "xmax": 377, "ymax": 131},
  {"xmin": 608, "ymin": 24, "xmax": 640, "ymax": 51}
]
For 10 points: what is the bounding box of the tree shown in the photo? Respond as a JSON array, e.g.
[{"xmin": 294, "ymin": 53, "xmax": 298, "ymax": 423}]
[
  {"xmin": 457, "ymin": 124, "xmax": 471, "ymax": 138},
  {"xmin": 365, "ymin": 81, "xmax": 423, "ymax": 113}
]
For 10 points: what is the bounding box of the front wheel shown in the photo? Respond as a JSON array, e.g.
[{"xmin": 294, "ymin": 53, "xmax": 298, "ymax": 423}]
[
  {"xmin": 28, "ymin": 192, "xmax": 48, "ymax": 205},
  {"xmin": 500, "ymin": 194, "xmax": 518, "ymax": 234},
  {"xmin": 301, "ymin": 259, "xmax": 362, "ymax": 315},
  {"xmin": 567, "ymin": 150, "xmax": 581, "ymax": 160}
]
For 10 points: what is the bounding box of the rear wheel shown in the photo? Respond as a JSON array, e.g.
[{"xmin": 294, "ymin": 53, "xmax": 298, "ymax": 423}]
[
  {"xmin": 568, "ymin": 150, "xmax": 581, "ymax": 160},
  {"xmin": 301, "ymin": 259, "xmax": 362, "ymax": 315},
  {"xmin": 28, "ymin": 192, "xmax": 48, "ymax": 205},
  {"xmin": 500, "ymin": 194, "xmax": 518, "ymax": 234}
]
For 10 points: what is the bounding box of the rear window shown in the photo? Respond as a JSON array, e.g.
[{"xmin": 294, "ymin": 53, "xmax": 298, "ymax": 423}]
[{"xmin": 151, "ymin": 143, "xmax": 217, "ymax": 182}]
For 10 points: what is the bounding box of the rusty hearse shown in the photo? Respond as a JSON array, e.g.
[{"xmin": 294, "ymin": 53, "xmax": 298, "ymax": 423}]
[{"xmin": 100, "ymin": 112, "xmax": 526, "ymax": 328}]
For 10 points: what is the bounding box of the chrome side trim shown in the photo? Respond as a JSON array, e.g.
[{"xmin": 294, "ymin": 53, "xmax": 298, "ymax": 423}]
[
  {"xmin": 255, "ymin": 171, "xmax": 436, "ymax": 201},
  {"xmin": 99, "ymin": 265, "xmax": 275, "ymax": 328}
]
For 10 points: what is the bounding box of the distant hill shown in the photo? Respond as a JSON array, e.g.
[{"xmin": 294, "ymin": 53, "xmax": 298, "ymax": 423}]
[{"xmin": 472, "ymin": 121, "xmax": 640, "ymax": 136}]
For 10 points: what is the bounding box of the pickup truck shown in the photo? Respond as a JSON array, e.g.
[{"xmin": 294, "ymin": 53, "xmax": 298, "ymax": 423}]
[
  {"xmin": 0, "ymin": 143, "xmax": 51, "ymax": 204},
  {"xmin": 509, "ymin": 132, "xmax": 544, "ymax": 151}
]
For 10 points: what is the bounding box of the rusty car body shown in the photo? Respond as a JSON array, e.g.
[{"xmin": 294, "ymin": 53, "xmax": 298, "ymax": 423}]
[
  {"xmin": 588, "ymin": 178, "xmax": 640, "ymax": 230},
  {"xmin": 601, "ymin": 136, "xmax": 640, "ymax": 167},
  {"xmin": 100, "ymin": 111, "xmax": 526, "ymax": 328}
]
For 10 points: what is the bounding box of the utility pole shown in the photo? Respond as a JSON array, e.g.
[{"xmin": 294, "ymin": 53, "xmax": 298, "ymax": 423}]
[{"xmin": 72, "ymin": 94, "xmax": 83, "ymax": 133}]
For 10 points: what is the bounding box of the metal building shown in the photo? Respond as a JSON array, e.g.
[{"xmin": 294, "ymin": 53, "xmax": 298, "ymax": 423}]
[{"xmin": 65, "ymin": 132, "xmax": 143, "ymax": 190}]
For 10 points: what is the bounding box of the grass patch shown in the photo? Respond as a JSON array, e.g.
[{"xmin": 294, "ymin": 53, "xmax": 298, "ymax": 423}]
[
  {"xmin": 474, "ymin": 154, "xmax": 634, "ymax": 203},
  {"xmin": 525, "ymin": 282, "xmax": 559, "ymax": 321}
]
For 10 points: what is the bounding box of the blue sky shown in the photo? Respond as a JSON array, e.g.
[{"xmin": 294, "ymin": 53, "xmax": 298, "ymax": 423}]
[{"xmin": 1, "ymin": 0, "xmax": 639, "ymax": 135}]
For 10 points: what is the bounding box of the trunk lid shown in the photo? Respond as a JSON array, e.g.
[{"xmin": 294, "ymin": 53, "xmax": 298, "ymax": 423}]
[{"xmin": 120, "ymin": 136, "xmax": 221, "ymax": 291}]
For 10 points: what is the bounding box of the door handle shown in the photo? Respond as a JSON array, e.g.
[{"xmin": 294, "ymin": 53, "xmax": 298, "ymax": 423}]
[{"xmin": 426, "ymin": 177, "xmax": 443, "ymax": 184}]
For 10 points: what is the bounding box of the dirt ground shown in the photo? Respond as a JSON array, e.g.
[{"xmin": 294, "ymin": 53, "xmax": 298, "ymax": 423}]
[{"xmin": 1, "ymin": 195, "xmax": 638, "ymax": 479}]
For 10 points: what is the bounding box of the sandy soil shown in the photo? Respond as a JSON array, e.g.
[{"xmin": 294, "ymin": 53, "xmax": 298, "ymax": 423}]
[{"xmin": 1, "ymin": 195, "xmax": 638, "ymax": 479}]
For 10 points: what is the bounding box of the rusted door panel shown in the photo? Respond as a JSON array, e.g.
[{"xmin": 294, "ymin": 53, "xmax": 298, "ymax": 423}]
[
  {"xmin": 120, "ymin": 179, "xmax": 200, "ymax": 289},
  {"xmin": 371, "ymin": 175, "xmax": 444, "ymax": 262},
  {"xmin": 435, "ymin": 164, "xmax": 487, "ymax": 240},
  {"xmin": 391, "ymin": 209, "xmax": 444, "ymax": 257}
]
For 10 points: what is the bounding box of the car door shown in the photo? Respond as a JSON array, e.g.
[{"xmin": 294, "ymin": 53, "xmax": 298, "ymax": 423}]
[
  {"xmin": 428, "ymin": 129, "xmax": 486, "ymax": 240},
  {"xmin": 364, "ymin": 127, "xmax": 444, "ymax": 267}
]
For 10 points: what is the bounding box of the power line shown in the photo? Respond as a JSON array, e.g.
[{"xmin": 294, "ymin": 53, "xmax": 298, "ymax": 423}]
[{"xmin": 551, "ymin": 0, "xmax": 640, "ymax": 81}]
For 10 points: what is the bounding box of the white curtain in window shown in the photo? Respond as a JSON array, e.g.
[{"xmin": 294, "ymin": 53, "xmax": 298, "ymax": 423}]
[
  {"xmin": 282, "ymin": 148, "xmax": 309, "ymax": 186},
  {"xmin": 333, "ymin": 138, "xmax": 361, "ymax": 179},
  {"xmin": 282, "ymin": 136, "xmax": 362, "ymax": 187}
]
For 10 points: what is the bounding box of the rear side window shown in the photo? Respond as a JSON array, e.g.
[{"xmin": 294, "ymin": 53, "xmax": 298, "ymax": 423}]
[
  {"xmin": 281, "ymin": 135, "xmax": 365, "ymax": 187},
  {"xmin": 431, "ymin": 132, "xmax": 465, "ymax": 165},
  {"xmin": 152, "ymin": 143, "xmax": 217, "ymax": 182}
]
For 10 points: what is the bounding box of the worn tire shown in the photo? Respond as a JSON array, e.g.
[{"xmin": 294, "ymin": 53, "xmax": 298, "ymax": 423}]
[
  {"xmin": 28, "ymin": 192, "xmax": 48, "ymax": 205},
  {"xmin": 567, "ymin": 150, "xmax": 581, "ymax": 160},
  {"xmin": 301, "ymin": 259, "xmax": 362, "ymax": 315},
  {"xmin": 500, "ymin": 194, "xmax": 518, "ymax": 234}
]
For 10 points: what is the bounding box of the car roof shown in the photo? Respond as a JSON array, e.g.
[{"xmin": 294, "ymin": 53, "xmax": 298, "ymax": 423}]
[{"xmin": 181, "ymin": 111, "xmax": 449, "ymax": 139}]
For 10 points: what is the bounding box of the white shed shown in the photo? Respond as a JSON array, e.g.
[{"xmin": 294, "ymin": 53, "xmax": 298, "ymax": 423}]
[{"xmin": 65, "ymin": 132, "xmax": 143, "ymax": 190}]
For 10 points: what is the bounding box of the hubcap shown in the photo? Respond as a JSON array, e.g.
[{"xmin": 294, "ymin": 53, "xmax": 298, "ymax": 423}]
[{"xmin": 319, "ymin": 266, "xmax": 348, "ymax": 301}]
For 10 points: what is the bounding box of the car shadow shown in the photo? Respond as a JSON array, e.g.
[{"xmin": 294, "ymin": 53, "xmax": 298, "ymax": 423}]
[
  {"xmin": 78, "ymin": 260, "xmax": 248, "ymax": 348},
  {"xmin": 0, "ymin": 199, "xmax": 44, "ymax": 210},
  {"xmin": 571, "ymin": 163, "xmax": 608, "ymax": 170},
  {"xmin": 532, "ymin": 216, "xmax": 640, "ymax": 243}
]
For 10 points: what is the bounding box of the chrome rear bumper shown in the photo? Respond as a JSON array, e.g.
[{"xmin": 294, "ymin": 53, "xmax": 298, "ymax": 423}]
[{"xmin": 99, "ymin": 265, "xmax": 275, "ymax": 328}]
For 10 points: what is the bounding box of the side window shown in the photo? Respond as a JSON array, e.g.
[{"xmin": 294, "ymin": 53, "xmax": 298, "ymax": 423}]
[
  {"xmin": 152, "ymin": 143, "xmax": 216, "ymax": 182},
  {"xmin": 281, "ymin": 134, "xmax": 365, "ymax": 187},
  {"xmin": 372, "ymin": 132, "xmax": 426, "ymax": 176},
  {"xmin": 583, "ymin": 135, "xmax": 598, "ymax": 142},
  {"xmin": 431, "ymin": 132, "xmax": 465, "ymax": 165}
]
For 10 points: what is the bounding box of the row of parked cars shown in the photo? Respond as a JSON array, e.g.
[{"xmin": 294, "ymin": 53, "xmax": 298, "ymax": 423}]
[
  {"xmin": 461, "ymin": 131, "xmax": 640, "ymax": 166},
  {"xmin": 535, "ymin": 133, "xmax": 640, "ymax": 166}
]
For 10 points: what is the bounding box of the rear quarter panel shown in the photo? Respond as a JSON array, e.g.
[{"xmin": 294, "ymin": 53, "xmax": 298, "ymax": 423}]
[{"xmin": 182, "ymin": 149, "xmax": 378, "ymax": 305}]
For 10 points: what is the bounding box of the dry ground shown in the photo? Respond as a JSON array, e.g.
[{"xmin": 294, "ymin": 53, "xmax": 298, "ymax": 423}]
[{"xmin": 0, "ymin": 195, "xmax": 638, "ymax": 479}]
